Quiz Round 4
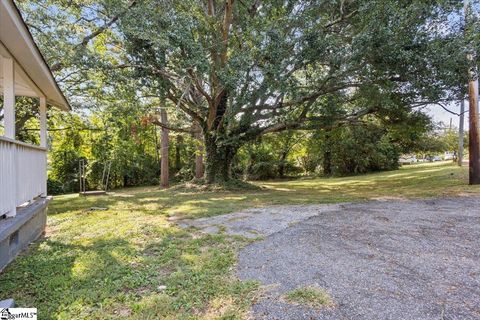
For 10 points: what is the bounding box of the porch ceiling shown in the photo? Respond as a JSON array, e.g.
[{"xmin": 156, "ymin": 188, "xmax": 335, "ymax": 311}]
[
  {"xmin": 0, "ymin": 51, "xmax": 40, "ymax": 98},
  {"xmin": 0, "ymin": 0, "xmax": 70, "ymax": 111}
]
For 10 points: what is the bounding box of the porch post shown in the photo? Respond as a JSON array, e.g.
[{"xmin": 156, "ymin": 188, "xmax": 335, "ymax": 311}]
[
  {"xmin": 39, "ymin": 96, "xmax": 48, "ymax": 196},
  {"xmin": 3, "ymin": 56, "xmax": 15, "ymax": 139},
  {"xmin": 2, "ymin": 56, "xmax": 16, "ymax": 217},
  {"xmin": 39, "ymin": 97, "xmax": 47, "ymax": 147}
]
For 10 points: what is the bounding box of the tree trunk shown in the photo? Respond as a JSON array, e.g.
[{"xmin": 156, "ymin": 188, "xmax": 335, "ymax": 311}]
[
  {"xmin": 278, "ymin": 152, "xmax": 287, "ymax": 178},
  {"xmin": 204, "ymin": 135, "xmax": 236, "ymax": 183},
  {"xmin": 160, "ymin": 108, "xmax": 169, "ymax": 188},
  {"xmin": 193, "ymin": 121, "xmax": 205, "ymax": 179},
  {"xmin": 175, "ymin": 134, "xmax": 184, "ymax": 172},
  {"xmin": 153, "ymin": 125, "xmax": 161, "ymax": 169},
  {"xmin": 323, "ymin": 131, "xmax": 332, "ymax": 176}
]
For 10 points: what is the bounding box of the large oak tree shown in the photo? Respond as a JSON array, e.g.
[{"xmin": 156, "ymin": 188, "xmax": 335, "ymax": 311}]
[
  {"xmin": 118, "ymin": 0, "xmax": 466, "ymax": 183},
  {"xmin": 13, "ymin": 0, "xmax": 469, "ymax": 184}
]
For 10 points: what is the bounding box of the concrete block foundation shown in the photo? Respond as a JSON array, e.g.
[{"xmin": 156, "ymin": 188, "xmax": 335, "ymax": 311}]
[{"xmin": 0, "ymin": 197, "xmax": 50, "ymax": 272}]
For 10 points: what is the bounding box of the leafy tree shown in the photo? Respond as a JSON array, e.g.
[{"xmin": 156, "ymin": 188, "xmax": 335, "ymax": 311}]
[
  {"xmin": 48, "ymin": 112, "xmax": 87, "ymax": 193},
  {"xmin": 118, "ymin": 0, "xmax": 466, "ymax": 183},
  {"xmin": 412, "ymin": 123, "xmax": 468, "ymax": 158},
  {"xmin": 11, "ymin": 0, "xmax": 473, "ymax": 188},
  {"xmin": 1, "ymin": 1, "xmax": 136, "ymax": 139},
  {"xmin": 328, "ymin": 123, "xmax": 400, "ymax": 175}
]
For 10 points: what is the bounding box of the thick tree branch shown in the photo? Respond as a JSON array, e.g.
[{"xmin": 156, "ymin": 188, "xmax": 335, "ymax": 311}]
[
  {"xmin": 187, "ymin": 69, "xmax": 213, "ymax": 105},
  {"xmin": 167, "ymin": 89, "xmax": 205, "ymax": 126}
]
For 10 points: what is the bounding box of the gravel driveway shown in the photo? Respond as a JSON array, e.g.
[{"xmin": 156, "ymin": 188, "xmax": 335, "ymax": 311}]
[{"xmin": 182, "ymin": 197, "xmax": 480, "ymax": 319}]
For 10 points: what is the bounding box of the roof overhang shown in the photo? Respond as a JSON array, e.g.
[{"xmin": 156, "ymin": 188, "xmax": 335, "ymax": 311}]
[{"xmin": 0, "ymin": 0, "xmax": 70, "ymax": 111}]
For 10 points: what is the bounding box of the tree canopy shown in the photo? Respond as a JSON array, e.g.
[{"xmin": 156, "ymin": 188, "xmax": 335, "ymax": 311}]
[
  {"xmin": 4, "ymin": 0, "xmax": 475, "ymax": 186},
  {"xmin": 119, "ymin": 0, "xmax": 467, "ymax": 181}
]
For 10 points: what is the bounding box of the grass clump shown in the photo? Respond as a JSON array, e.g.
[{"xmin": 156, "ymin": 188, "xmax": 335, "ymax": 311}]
[{"xmin": 283, "ymin": 286, "xmax": 334, "ymax": 309}]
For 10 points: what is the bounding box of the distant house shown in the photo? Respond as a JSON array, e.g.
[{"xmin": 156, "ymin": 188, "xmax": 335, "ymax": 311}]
[{"xmin": 0, "ymin": 0, "xmax": 70, "ymax": 270}]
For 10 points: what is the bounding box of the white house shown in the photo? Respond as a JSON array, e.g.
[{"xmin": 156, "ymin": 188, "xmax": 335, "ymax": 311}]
[{"xmin": 0, "ymin": 0, "xmax": 70, "ymax": 270}]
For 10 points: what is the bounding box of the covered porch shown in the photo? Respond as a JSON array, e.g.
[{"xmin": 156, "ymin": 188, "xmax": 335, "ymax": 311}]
[
  {"xmin": 0, "ymin": 0, "xmax": 70, "ymax": 218},
  {"xmin": 0, "ymin": 0, "xmax": 70, "ymax": 270}
]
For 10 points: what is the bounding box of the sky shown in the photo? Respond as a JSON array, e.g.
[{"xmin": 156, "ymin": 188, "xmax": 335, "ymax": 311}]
[{"xmin": 426, "ymin": 101, "xmax": 466, "ymax": 129}]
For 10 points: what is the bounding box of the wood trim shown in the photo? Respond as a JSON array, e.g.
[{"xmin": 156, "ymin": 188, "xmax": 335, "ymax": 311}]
[{"xmin": 0, "ymin": 136, "xmax": 47, "ymax": 152}]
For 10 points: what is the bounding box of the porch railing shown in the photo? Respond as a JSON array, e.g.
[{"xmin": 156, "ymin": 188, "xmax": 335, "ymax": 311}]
[{"xmin": 0, "ymin": 136, "xmax": 47, "ymax": 217}]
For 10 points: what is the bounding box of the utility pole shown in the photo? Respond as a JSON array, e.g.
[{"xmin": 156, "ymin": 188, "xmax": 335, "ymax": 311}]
[
  {"xmin": 465, "ymin": 0, "xmax": 480, "ymax": 184},
  {"xmin": 458, "ymin": 100, "xmax": 465, "ymax": 166}
]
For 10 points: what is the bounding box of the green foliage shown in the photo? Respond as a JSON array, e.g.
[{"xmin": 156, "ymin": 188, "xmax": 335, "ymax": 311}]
[
  {"xmin": 46, "ymin": 178, "xmax": 64, "ymax": 195},
  {"xmin": 49, "ymin": 149, "xmax": 82, "ymax": 194},
  {"xmin": 327, "ymin": 124, "xmax": 400, "ymax": 175},
  {"xmin": 410, "ymin": 123, "xmax": 468, "ymax": 157},
  {"xmin": 236, "ymin": 114, "xmax": 427, "ymax": 180},
  {"xmin": 236, "ymin": 140, "xmax": 280, "ymax": 180},
  {"xmin": 45, "ymin": 103, "xmax": 205, "ymax": 193},
  {"xmin": 235, "ymin": 131, "xmax": 305, "ymax": 180},
  {"xmin": 13, "ymin": 0, "xmax": 473, "ymax": 186},
  {"xmin": 48, "ymin": 113, "xmax": 86, "ymax": 193},
  {"xmin": 298, "ymin": 110, "xmax": 433, "ymax": 176},
  {"xmin": 117, "ymin": 0, "xmax": 467, "ymax": 181}
]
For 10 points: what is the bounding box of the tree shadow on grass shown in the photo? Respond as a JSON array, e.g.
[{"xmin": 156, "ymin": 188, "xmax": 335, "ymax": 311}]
[
  {"xmin": 0, "ymin": 228, "xmax": 257, "ymax": 319},
  {"xmin": 0, "ymin": 237, "xmax": 141, "ymax": 320}
]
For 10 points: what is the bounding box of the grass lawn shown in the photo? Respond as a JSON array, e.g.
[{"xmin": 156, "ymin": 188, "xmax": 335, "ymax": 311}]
[{"xmin": 0, "ymin": 162, "xmax": 479, "ymax": 319}]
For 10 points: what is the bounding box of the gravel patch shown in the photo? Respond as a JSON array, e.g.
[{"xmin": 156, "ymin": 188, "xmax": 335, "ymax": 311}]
[
  {"xmin": 181, "ymin": 197, "xmax": 480, "ymax": 319},
  {"xmin": 239, "ymin": 197, "xmax": 480, "ymax": 319},
  {"xmin": 179, "ymin": 204, "xmax": 344, "ymax": 238}
]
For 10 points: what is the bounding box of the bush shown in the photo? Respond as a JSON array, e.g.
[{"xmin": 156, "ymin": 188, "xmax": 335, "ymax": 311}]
[
  {"xmin": 47, "ymin": 178, "xmax": 64, "ymax": 195},
  {"xmin": 329, "ymin": 125, "xmax": 400, "ymax": 175}
]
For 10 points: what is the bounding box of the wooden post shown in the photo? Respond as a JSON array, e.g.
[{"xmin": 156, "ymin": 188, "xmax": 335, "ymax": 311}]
[
  {"xmin": 39, "ymin": 97, "xmax": 47, "ymax": 147},
  {"xmin": 2, "ymin": 56, "xmax": 16, "ymax": 217},
  {"xmin": 160, "ymin": 108, "xmax": 169, "ymax": 188},
  {"xmin": 468, "ymin": 79, "xmax": 480, "ymax": 184},
  {"xmin": 193, "ymin": 121, "xmax": 204, "ymax": 179},
  {"xmin": 3, "ymin": 56, "xmax": 15, "ymax": 139},
  {"xmin": 458, "ymin": 100, "xmax": 465, "ymax": 166},
  {"xmin": 39, "ymin": 97, "xmax": 48, "ymax": 196},
  {"xmin": 465, "ymin": 0, "xmax": 480, "ymax": 184}
]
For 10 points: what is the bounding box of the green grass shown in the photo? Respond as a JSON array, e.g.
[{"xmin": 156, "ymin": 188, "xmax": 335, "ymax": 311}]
[
  {"xmin": 282, "ymin": 286, "xmax": 334, "ymax": 309},
  {"xmin": 46, "ymin": 162, "xmax": 480, "ymax": 220},
  {"xmin": 0, "ymin": 162, "xmax": 479, "ymax": 319}
]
